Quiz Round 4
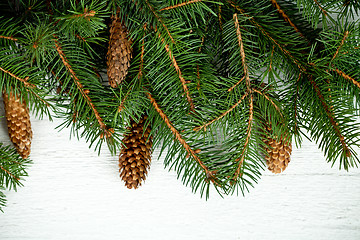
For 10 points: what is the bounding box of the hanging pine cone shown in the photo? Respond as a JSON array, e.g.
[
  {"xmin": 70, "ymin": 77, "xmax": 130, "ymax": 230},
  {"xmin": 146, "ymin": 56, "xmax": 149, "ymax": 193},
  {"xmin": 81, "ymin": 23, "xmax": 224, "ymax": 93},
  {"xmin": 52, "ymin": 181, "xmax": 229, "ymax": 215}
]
[
  {"xmin": 106, "ymin": 13, "xmax": 132, "ymax": 88},
  {"xmin": 3, "ymin": 90, "xmax": 33, "ymax": 159},
  {"xmin": 119, "ymin": 115, "xmax": 152, "ymax": 189},
  {"xmin": 262, "ymin": 124, "xmax": 292, "ymax": 174}
]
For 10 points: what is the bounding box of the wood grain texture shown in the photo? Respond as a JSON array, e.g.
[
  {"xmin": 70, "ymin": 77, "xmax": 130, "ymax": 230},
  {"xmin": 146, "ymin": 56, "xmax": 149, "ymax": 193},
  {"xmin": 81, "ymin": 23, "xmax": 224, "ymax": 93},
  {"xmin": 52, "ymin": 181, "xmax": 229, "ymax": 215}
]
[{"xmin": 0, "ymin": 102, "xmax": 359, "ymax": 240}]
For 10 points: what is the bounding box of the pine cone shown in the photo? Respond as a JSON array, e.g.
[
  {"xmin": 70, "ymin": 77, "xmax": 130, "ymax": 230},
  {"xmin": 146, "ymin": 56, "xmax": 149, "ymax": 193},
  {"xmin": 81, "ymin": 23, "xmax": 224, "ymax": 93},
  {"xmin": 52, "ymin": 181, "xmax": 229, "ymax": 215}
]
[
  {"xmin": 106, "ymin": 14, "xmax": 132, "ymax": 88},
  {"xmin": 262, "ymin": 124, "xmax": 292, "ymax": 174},
  {"xmin": 3, "ymin": 90, "xmax": 33, "ymax": 159},
  {"xmin": 119, "ymin": 115, "xmax": 152, "ymax": 189}
]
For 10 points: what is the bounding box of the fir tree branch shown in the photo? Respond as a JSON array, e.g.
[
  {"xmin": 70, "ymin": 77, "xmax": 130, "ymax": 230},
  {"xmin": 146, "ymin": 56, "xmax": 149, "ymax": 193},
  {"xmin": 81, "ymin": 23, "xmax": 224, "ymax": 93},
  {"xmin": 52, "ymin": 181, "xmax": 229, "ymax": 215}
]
[
  {"xmin": 332, "ymin": 31, "xmax": 349, "ymax": 61},
  {"xmin": 0, "ymin": 35, "xmax": 17, "ymax": 41},
  {"xmin": 144, "ymin": 0, "xmax": 175, "ymax": 43},
  {"xmin": 333, "ymin": 68, "xmax": 360, "ymax": 89},
  {"xmin": 228, "ymin": 1, "xmax": 305, "ymax": 71},
  {"xmin": 218, "ymin": 5, "xmax": 223, "ymax": 31},
  {"xmin": 309, "ymin": 76, "xmax": 351, "ymax": 157},
  {"xmin": 228, "ymin": 76, "xmax": 245, "ymax": 92},
  {"xmin": 0, "ymin": 165, "xmax": 20, "ymax": 181},
  {"xmin": 233, "ymin": 13, "xmax": 250, "ymax": 92},
  {"xmin": 159, "ymin": 0, "xmax": 203, "ymax": 11},
  {"xmin": 157, "ymin": 32, "xmax": 195, "ymax": 112},
  {"xmin": 138, "ymin": 23, "xmax": 147, "ymax": 79},
  {"xmin": 294, "ymin": 73, "xmax": 301, "ymax": 133},
  {"xmin": 146, "ymin": 91, "xmax": 216, "ymax": 182},
  {"xmin": 270, "ymin": 0, "xmax": 305, "ymax": 38},
  {"xmin": 194, "ymin": 92, "xmax": 248, "ymax": 131},
  {"xmin": 252, "ymin": 88, "xmax": 282, "ymax": 116},
  {"xmin": 54, "ymin": 39, "xmax": 113, "ymax": 137},
  {"xmin": 70, "ymin": 8, "xmax": 96, "ymax": 19},
  {"xmin": 269, "ymin": 45, "xmax": 275, "ymax": 71},
  {"xmin": 234, "ymin": 94, "xmax": 254, "ymax": 179},
  {"xmin": 313, "ymin": 0, "xmax": 328, "ymax": 16},
  {"xmin": 0, "ymin": 66, "xmax": 35, "ymax": 88}
]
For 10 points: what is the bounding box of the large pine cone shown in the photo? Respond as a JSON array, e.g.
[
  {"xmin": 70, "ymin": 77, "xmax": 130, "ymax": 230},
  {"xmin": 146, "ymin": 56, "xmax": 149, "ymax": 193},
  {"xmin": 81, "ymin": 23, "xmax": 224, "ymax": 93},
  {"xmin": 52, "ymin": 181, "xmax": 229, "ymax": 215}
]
[
  {"xmin": 119, "ymin": 115, "xmax": 152, "ymax": 189},
  {"xmin": 106, "ymin": 14, "xmax": 132, "ymax": 88},
  {"xmin": 262, "ymin": 124, "xmax": 292, "ymax": 174},
  {"xmin": 3, "ymin": 90, "xmax": 33, "ymax": 159}
]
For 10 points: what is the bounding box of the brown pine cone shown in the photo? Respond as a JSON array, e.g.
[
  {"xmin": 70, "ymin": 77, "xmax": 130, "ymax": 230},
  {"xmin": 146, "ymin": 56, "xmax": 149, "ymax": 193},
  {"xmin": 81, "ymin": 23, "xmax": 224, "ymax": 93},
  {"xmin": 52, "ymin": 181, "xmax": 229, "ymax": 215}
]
[
  {"xmin": 262, "ymin": 124, "xmax": 292, "ymax": 174},
  {"xmin": 119, "ymin": 115, "xmax": 152, "ymax": 189},
  {"xmin": 3, "ymin": 90, "xmax": 33, "ymax": 159},
  {"xmin": 106, "ymin": 14, "xmax": 132, "ymax": 88}
]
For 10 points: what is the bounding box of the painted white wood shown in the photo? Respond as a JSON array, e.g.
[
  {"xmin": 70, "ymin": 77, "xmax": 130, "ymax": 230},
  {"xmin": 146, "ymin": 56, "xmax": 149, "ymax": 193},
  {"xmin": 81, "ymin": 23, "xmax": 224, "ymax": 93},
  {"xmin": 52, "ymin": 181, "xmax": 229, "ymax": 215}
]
[{"xmin": 0, "ymin": 106, "xmax": 359, "ymax": 240}]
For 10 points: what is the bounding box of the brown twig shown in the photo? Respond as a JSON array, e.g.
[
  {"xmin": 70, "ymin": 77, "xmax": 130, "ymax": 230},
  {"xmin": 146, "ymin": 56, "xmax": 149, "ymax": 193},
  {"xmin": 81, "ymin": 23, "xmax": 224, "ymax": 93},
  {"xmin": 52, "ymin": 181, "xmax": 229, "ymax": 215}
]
[
  {"xmin": 294, "ymin": 73, "xmax": 301, "ymax": 133},
  {"xmin": 270, "ymin": 0, "xmax": 305, "ymax": 38},
  {"xmin": 228, "ymin": 76, "xmax": 245, "ymax": 92},
  {"xmin": 0, "ymin": 66, "xmax": 35, "ymax": 88},
  {"xmin": 0, "ymin": 165, "xmax": 20, "ymax": 181},
  {"xmin": 333, "ymin": 69, "xmax": 360, "ymax": 89},
  {"xmin": 157, "ymin": 32, "xmax": 195, "ymax": 112},
  {"xmin": 234, "ymin": 94, "xmax": 254, "ymax": 179},
  {"xmin": 145, "ymin": 0, "xmax": 175, "ymax": 43},
  {"xmin": 309, "ymin": 76, "xmax": 351, "ymax": 157},
  {"xmin": 194, "ymin": 92, "xmax": 248, "ymax": 131},
  {"xmin": 159, "ymin": 0, "xmax": 203, "ymax": 11},
  {"xmin": 314, "ymin": 0, "xmax": 327, "ymax": 16},
  {"xmin": 138, "ymin": 23, "xmax": 147, "ymax": 79},
  {"xmin": 269, "ymin": 45, "xmax": 275, "ymax": 71},
  {"xmin": 233, "ymin": 13, "xmax": 250, "ymax": 91},
  {"xmin": 71, "ymin": 8, "xmax": 96, "ymax": 19},
  {"xmin": 118, "ymin": 91, "xmax": 130, "ymax": 112},
  {"xmin": 0, "ymin": 36, "xmax": 18, "ymax": 41},
  {"xmin": 332, "ymin": 31, "xmax": 349, "ymax": 61},
  {"xmin": 252, "ymin": 88, "xmax": 282, "ymax": 117},
  {"xmin": 146, "ymin": 91, "xmax": 216, "ymax": 182},
  {"xmin": 228, "ymin": 1, "xmax": 305, "ymax": 72},
  {"xmin": 219, "ymin": 5, "xmax": 223, "ymax": 31},
  {"xmin": 54, "ymin": 39, "xmax": 113, "ymax": 137}
]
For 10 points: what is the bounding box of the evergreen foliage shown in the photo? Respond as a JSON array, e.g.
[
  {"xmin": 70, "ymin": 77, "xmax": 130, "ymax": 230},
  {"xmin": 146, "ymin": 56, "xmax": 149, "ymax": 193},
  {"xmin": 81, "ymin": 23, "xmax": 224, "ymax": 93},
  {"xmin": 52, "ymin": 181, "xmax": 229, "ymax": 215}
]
[
  {"xmin": 0, "ymin": 143, "xmax": 31, "ymax": 212},
  {"xmin": 0, "ymin": 0, "xmax": 359, "ymax": 206}
]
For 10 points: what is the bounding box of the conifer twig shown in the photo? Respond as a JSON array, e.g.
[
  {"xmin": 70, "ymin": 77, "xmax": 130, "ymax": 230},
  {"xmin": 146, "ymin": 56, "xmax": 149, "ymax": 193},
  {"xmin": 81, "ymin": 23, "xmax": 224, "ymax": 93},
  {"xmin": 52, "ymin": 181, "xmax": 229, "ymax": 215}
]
[
  {"xmin": 70, "ymin": 8, "xmax": 96, "ymax": 19},
  {"xmin": 0, "ymin": 36, "xmax": 18, "ymax": 41},
  {"xmin": 0, "ymin": 165, "xmax": 20, "ymax": 181},
  {"xmin": 294, "ymin": 73, "xmax": 301, "ymax": 133},
  {"xmin": 252, "ymin": 88, "xmax": 282, "ymax": 116},
  {"xmin": 270, "ymin": 0, "xmax": 304, "ymax": 38},
  {"xmin": 228, "ymin": 1, "xmax": 305, "ymax": 71},
  {"xmin": 194, "ymin": 92, "xmax": 248, "ymax": 131},
  {"xmin": 159, "ymin": 0, "xmax": 203, "ymax": 11},
  {"xmin": 156, "ymin": 31, "xmax": 195, "ymax": 112},
  {"xmin": 54, "ymin": 40, "xmax": 113, "ymax": 137},
  {"xmin": 138, "ymin": 23, "xmax": 147, "ymax": 79},
  {"xmin": 333, "ymin": 69, "xmax": 360, "ymax": 89},
  {"xmin": 234, "ymin": 94, "xmax": 254, "ymax": 179},
  {"xmin": 0, "ymin": 66, "xmax": 35, "ymax": 88},
  {"xmin": 146, "ymin": 91, "xmax": 216, "ymax": 182},
  {"xmin": 145, "ymin": 0, "xmax": 175, "ymax": 43},
  {"xmin": 314, "ymin": 0, "xmax": 327, "ymax": 16},
  {"xmin": 228, "ymin": 76, "xmax": 245, "ymax": 92},
  {"xmin": 309, "ymin": 76, "xmax": 351, "ymax": 157},
  {"xmin": 332, "ymin": 31, "xmax": 349, "ymax": 61},
  {"xmin": 233, "ymin": 13, "xmax": 250, "ymax": 91},
  {"xmin": 219, "ymin": 5, "xmax": 223, "ymax": 30}
]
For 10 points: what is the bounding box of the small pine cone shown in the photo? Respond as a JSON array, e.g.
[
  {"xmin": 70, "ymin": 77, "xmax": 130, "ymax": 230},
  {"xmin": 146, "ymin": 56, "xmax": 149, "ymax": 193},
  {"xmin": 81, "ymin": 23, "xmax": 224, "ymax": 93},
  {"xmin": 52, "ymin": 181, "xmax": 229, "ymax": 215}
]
[
  {"xmin": 262, "ymin": 124, "xmax": 292, "ymax": 174},
  {"xmin": 106, "ymin": 14, "xmax": 132, "ymax": 88},
  {"xmin": 119, "ymin": 115, "xmax": 152, "ymax": 189},
  {"xmin": 3, "ymin": 90, "xmax": 33, "ymax": 159}
]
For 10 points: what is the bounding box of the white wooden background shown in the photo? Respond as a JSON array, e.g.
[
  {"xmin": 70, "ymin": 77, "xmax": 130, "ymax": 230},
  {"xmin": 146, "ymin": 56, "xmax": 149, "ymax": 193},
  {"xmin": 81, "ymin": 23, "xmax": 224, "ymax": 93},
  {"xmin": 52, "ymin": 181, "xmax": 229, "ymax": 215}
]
[{"xmin": 0, "ymin": 103, "xmax": 359, "ymax": 240}]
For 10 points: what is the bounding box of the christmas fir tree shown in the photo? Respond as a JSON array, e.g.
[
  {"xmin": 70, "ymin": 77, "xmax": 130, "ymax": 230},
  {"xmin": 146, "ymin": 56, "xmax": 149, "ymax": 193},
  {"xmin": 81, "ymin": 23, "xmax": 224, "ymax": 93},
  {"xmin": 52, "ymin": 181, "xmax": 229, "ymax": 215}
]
[{"xmin": 0, "ymin": 0, "xmax": 360, "ymax": 210}]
